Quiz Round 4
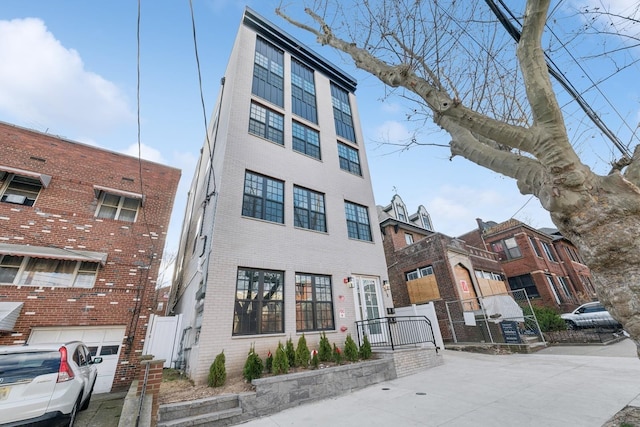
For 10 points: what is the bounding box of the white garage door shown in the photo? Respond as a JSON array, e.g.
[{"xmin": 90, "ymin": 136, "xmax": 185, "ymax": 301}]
[{"xmin": 28, "ymin": 326, "xmax": 126, "ymax": 393}]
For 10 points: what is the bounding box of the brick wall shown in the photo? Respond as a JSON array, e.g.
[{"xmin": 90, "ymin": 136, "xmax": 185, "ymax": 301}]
[{"xmin": 0, "ymin": 122, "xmax": 180, "ymax": 390}]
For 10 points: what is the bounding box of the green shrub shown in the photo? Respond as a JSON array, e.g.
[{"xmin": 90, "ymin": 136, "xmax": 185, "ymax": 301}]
[
  {"xmin": 272, "ymin": 342, "xmax": 289, "ymax": 375},
  {"xmin": 242, "ymin": 345, "xmax": 263, "ymax": 382},
  {"xmin": 310, "ymin": 350, "xmax": 319, "ymax": 369},
  {"xmin": 525, "ymin": 305, "xmax": 567, "ymax": 332},
  {"xmin": 265, "ymin": 350, "xmax": 273, "ymax": 374},
  {"xmin": 208, "ymin": 351, "xmax": 226, "ymax": 387},
  {"xmin": 285, "ymin": 337, "xmax": 296, "ymax": 367},
  {"xmin": 359, "ymin": 334, "xmax": 372, "ymax": 360},
  {"xmin": 332, "ymin": 343, "xmax": 343, "ymax": 365},
  {"xmin": 343, "ymin": 334, "xmax": 359, "ymax": 362},
  {"xmin": 318, "ymin": 332, "xmax": 332, "ymax": 362},
  {"xmin": 295, "ymin": 334, "xmax": 311, "ymax": 368}
]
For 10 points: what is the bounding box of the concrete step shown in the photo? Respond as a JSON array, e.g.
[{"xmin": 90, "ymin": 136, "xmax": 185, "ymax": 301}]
[
  {"xmin": 157, "ymin": 407, "xmax": 243, "ymax": 427},
  {"xmin": 159, "ymin": 394, "xmax": 240, "ymax": 422}
]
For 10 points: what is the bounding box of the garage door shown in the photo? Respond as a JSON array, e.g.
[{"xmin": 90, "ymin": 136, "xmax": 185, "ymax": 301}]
[{"xmin": 28, "ymin": 326, "xmax": 126, "ymax": 393}]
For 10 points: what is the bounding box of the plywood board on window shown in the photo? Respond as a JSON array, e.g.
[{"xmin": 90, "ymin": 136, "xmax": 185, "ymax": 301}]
[
  {"xmin": 407, "ymin": 275, "xmax": 440, "ymax": 304},
  {"xmin": 478, "ymin": 278, "xmax": 509, "ymax": 296}
]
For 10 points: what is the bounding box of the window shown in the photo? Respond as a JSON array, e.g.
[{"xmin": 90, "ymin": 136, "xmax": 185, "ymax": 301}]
[
  {"xmin": 565, "ymin": 246, "xmax": 584, "ymax": 264},
  {"xmin": 293, "ymin": 186, "xmax": 326, "ymax": 232},
  {"xmin": 242, "ymin": 171, "xmax": 284, "ymax": 224},
  {"xmin": 252, "ymin": 37, "xmax": 284, "ymax": 107},
  {"xmin": 396, "ymin": 204, "xmax": 407, "ymax": 222},
  {"xmin": 337, "ymin": 143, "xmax": 361, "ymax": 176},
  {"xmin": 420, "ymin": 213, "xmax": 433, "ymax": 231},
  {"xmin": 475, "ymin": 270, "xmax": 503, "ymax": 281},
  {"xmin": 295, "ymin": 273, "xmax": 334, "ymax": 331},
  {"xmin": 344, "ymin": 201, "xmax": 372, "ymax": 241},
  {"xmin": 529, "ymin": 237, "xmax": 542, "ymax": 257},
  {"xmin": 331, "ymin": 83, "xmax": 355, "ymax": 142},
  {"xmin": 557, "ymin": 276, "xmax": 572, "ymax": 297},
  {"xmin": 0, "ymin": 174, "xmax": 42, "ymax": 207},
  {"xmin": 541, "ymin": 242, "xmax": 558, "ymax": 262},
  {"xmin": 406, "ymin": 266, "xmax": 433, "ymax": 281},
  {"xmin": 491, "ymin": 237, "xmax": 521, "ymax": 260},
  {"xmin": 96, "ymin": 192, "xmax": 140, "ymax": 222},
  {"xmin": 291, "ymin": 58, "xmax": 317, "ymax": 123},
  {"xmin": 249, "ymin": 102, "xmax": 284, "ymax": 145},
  {"xmin": 0, "ymin": 255, "xmax": 100, "ymax": 288},
  {"xmin": 233, "ymin": 268, "xmax": 284, "ymax": 335},
  {"xmin": 545, "ymin": 274, "xmax": 561, "ymax": 304},
  {"xmin": 508, "ymin": 274, "xmax": 540, "ymax": 297},
  {"xmin": 405, "ymin": 233, "xmax": 414, "ymax": 245},
  {"xmin": 292, "ymin": 121, "xmax": 320, "ymax": 159},
  {"xmin": 579, "ymin": 275, "xmax": 596, "ymax": 294}
]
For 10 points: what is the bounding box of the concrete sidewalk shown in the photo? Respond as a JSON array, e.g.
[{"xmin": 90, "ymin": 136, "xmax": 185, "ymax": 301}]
[
  {"xmin": 242, "ymin": 339, "xmax": 640, "ymax": 427},
  {"xmin": 75, "ymin": 390, "xmax": 126, "ymax": 427}
]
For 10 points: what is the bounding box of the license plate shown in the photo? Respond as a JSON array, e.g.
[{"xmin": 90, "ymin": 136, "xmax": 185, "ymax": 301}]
[{"xmin": 0, "ymin": 387, "xmax": 10, "ymax": 400}]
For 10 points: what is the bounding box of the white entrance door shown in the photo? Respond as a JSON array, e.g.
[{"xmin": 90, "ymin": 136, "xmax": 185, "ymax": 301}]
[
  {"xmin": 28, "ymin": 326, "xmax": 126, "ymax": 393},
  {"xmin": 353, "ymin": 276, "xmax": 385, "ymax": 343}
]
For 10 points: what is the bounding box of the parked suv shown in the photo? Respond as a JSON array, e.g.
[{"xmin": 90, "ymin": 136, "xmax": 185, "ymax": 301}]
[
  {"xmin": 0, "ymin": 341, "xmax": 102, "ymax": 426},
  {"xmin": 561, "ymin": 301, "xmax": 622, "ymax": 330}
]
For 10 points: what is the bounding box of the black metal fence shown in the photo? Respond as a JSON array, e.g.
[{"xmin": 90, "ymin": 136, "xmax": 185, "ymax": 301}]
[{"xmin": 354, "ymin": 315, "xmax": 437, "ymax": 351}]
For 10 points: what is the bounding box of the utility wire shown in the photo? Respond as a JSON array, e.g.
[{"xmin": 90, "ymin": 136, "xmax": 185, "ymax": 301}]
[{"xmin": 486, "ymin": 0, "xmax": 632, "ymax": 158}]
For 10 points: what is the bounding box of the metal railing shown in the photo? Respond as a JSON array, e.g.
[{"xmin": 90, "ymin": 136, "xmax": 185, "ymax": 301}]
[{"xmin": 354, "ymin": 316, "xmax": 437, "ymax": 351}]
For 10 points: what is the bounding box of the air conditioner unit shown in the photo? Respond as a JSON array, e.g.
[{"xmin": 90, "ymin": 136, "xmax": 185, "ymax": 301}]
[{"xmin": 3, "ymin": 194, "xmax": 26, "ymax": 204}]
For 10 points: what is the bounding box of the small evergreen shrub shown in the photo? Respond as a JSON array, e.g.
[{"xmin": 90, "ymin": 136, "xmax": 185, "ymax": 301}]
[
  {"xmin": 242, "ymin": 345, "xmax": 264, "ymax": 382},
  {"xmin": 359, "ymin": 334, "xmax": 372, "ymax": 360},
  {"xmin": 318, "ymin": 332, "xmax": 332, "ymax": 362},
  {"xmin": 332, "ymin": 343, "xmax": 343, "ymax": 365},
  {"xmin": 265, "ymin": 350, "xmax": 273, "ymax": 374},
  {"xmin": 310, "ymin": 349, "xmax": 319, "ymax": 369},
  {"xmin": 343, "ymin": 334, "xmax": 359, "ymax": 362},
  {"xmin": 525, "ymin": 305, "xmax": 567, "ymax": 332},
  {"xmin": 208, "ymin": 351, "xmax": 226, "ymax": 387},
  {"xmin": 272, "ymin": 342, "xmax": 289, "ymax": 375},
  {"xmin": 285, "ymin": 337, "xmax": 296, "ymax": 367},
  {"xmin": 295, "ymin": 334, "xmax": 311, "ymax": 368}
]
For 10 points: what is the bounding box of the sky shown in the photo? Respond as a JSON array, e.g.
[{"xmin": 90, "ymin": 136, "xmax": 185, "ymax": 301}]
[{"xmin": 1, "ymin": 1, "xmax": 638, "ymax": 284}]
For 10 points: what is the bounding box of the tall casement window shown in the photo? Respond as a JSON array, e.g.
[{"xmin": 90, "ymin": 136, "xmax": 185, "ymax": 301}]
[
  {"xmin": 252, "ymin": 37, "xmax": 284, "ymax": 107},
  {"xmin": 508, "ymin": 274, "xmax": 540, "ymax": 297},
  {"xmin": 344, "ymin": 201, "xmax": 372, "ymax": 241},
  {"xmin": 249, "ymin": 102, "xmax": 284, "ymax": 145},
  {"xmin": 293, "ymin": 186, "xmax": 326, "ymax": 232},
  {"xmin": 0, "ymin": 255, "xmax": 100, "ymax": 288},
  {"xmin": 292, "ymin": 121, "xmax": 321, "ymax": 159},
  {"xmin": 541, "ymin": 242, "xmax": 558, "ymax": 262},
  {"xmin": 337, "ymin": 143, "xmax": 361, "ymax": 176},
  {"xmin": 491, "ymin": 237, "xmax": 521, "ymax": 260},
  {"xmin": 529, "ymin": 237, "xmax": 542, "ymax": 257},
  {"xmin": 96, "ymin": 192, "xmax": 140, "ymax": 222},
  {"xmin": 291, "ymin": 58, "xmax": 317, "ymax": 123},
  {"xmin": 296, "ymin": 273, "xmax": 335, "ymax": 331},
  {"xmin": 233, "ymin": 268, "xmax": 284, "ymax": 335},
  {"xmin": 0, "ymin": 174, "xmax": 43, "ymax": 207},
  {"xmin": 421, "ymin": 213, "xmax": 433, "ymax": 231},
  {"xmin": 242, "ymin": 171, "xmax": 284, "ymax": 224},
  {"xmin": 331, "ymin": 83, "xmax": 356, "ymax": 142}
]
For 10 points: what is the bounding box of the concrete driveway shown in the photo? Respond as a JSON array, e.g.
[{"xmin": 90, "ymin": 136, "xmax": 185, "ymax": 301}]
[{"xmin": 75, "ymin": 391, "xmax": 126, "ymax": 427}]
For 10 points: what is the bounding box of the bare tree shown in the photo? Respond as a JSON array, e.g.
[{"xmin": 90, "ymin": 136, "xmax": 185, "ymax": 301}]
[{"xmin": 277, "ymin": 0, "xmax": 640, "ymax": 354}]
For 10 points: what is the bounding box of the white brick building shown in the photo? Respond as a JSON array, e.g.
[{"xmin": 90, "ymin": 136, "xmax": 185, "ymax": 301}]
[{"xmin": 169, "ymin": 8, "xmax": 391, "ymax": 384}]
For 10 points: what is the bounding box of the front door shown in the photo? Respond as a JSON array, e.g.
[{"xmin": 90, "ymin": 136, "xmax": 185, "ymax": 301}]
[{"xmin": 353, "ymin": 276, "xmax": 385, "ymax": 343}]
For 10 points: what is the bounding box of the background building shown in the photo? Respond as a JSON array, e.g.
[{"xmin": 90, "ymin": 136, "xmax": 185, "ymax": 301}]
[
  {"xmin": 0, "ymin": 121, "xmax": 180, "ymax": 392},
  {"xmin": 168, "ymin": 8, "xmax": 391, "ymax": 383}
]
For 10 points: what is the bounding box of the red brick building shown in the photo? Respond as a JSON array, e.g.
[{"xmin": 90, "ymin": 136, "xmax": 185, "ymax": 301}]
[
  {"xmin": 459, "ymin": 218, "xmax": 596, "ymax": 312},
  {"xmin": 0, "ymin": 121, "xmax": 180, "ymax": 392}
]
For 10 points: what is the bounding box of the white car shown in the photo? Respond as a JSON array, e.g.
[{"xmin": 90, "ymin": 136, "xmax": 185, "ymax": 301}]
[
  {"xmin": 561, "ymin": 301, "xmax": 622, "ymax": 330},
  {"xmin": 0, "ymin": 341, "xmax": 102, "ymax": 426}
]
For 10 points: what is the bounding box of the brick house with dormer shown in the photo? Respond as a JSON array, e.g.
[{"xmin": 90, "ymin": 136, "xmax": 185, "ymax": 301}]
[{"xmin": 0, "ymin": 121, "xmax": 180, "ymax": 392}]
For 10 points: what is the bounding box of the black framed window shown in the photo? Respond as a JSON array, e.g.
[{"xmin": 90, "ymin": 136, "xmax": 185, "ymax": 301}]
[
  {"xmin": 529, "ymin": 237, "xmax": 542, "ymax": 257},
  {"xmin": 292, "ymin": 121, "xmax": 320, "ymax": 159},
  {"xmin": 508, "ymin": 274, "xmax": 540, "ymax": 297},
  {"xmin": 252, "ymin": 37, "xmax": 284, "ymax": 107},
  {"xmin": 293, "ymin": 186, "xmax": 326, "ymax": 232},
  {"xmin": 337, "ymin": 143, "xmax": 361, "ymax": 176},
  {"xmin": 491, "ymin": 237, "xmax": 521, "ymax": 260},
  {"xmin": 249, "ymin": 102, "xmax": 284, "ymax": 145},
  {"xmin": 541, "ymin": 242, "xmax": 558, "ymax": 262},
  {"xmin": 0, "ymin": 174, "xmax": 42, "ymax": 207},
  {"xmin": 344, "ymin": 201, "xmax": 372, "ymax": 241},
  {"xmin": 295, "ymin": 273, "xmax": 334, "ymax": 332},
  {"xmin": 291, "ymin": 58, "xmax": 317, "ymax": 123},
  {"xmin": 233, "ymin": 268, "xmax": 284, "ymax": 335},
  {"xmin": 331, "ymin": 83, "xmax": 355, "ymax": 142},
  {"xmin": 242, "ymin": 171, "xmax": 284, "ymax": 224}
]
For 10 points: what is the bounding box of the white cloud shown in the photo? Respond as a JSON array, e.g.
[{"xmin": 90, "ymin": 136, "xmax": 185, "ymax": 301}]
[
  {"xmin": 0, "ymin": 18, "xmax": 133, "ymax": 134},
  {"xmin": 373, "ymin": 120, "xmax": 412, "ymax": 143},
  {"xmin": 120, "ymin": 143, "xmax": 166, "ymax": 164}
]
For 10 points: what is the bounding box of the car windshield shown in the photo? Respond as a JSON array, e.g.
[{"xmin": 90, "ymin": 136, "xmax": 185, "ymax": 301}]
[{"xmin": 0, "ymin": 351, "xmax": 60, "ymax": 384}]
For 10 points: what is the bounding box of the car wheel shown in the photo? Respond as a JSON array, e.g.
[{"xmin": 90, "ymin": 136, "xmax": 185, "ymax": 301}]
[
  {"xmin": 68, "ymin": 395, "xmax": 81, "ymax": 427},
  {"xmin": 565, "ymin": 320, "xmax": 578, "ymax": 330},
  {"xmin": 80, "ymin": 381, "xmax": 95, "ymax": 411}
]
